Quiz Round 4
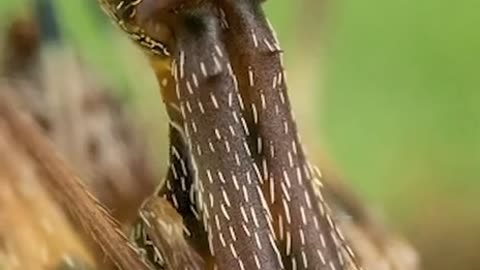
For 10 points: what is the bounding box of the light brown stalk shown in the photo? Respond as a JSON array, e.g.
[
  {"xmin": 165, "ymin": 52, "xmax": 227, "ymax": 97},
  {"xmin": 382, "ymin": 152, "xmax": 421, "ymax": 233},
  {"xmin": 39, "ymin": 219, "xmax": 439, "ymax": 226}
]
[{"xmin": 0, "ymin": 91, "xmax": 153, "ymax": 270}]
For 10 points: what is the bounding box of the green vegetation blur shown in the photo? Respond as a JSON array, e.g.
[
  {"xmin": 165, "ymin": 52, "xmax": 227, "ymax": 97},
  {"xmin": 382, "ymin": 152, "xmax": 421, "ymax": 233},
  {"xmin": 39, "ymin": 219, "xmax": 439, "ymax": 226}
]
[{"xmin": 1, "ymin": 1, "xmax": 479, "ymax": 270}]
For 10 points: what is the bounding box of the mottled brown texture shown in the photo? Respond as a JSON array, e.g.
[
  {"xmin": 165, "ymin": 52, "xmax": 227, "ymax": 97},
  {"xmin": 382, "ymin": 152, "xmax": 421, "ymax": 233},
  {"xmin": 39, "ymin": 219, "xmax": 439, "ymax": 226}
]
[
  {"xmin": 172, "ymin": 4, "xmax": 285, "ymax": 269},
  {"xmin": 97, "ymin": 1, "xmax": 363, "ymax": 269},
  {"xmin": 1, "ymin": 15, "xmax": 157, "ymax": 225},
  {"xmin": 0, "ymin": 91, "xmax": 153, "ymax": 270},
  {"xmin": 216, "ymin": 1, "xmax": 359, "ymax": 269},
  {"xmin": 138, "ymin": 196, "xmax": 204, "ymax": 269}
]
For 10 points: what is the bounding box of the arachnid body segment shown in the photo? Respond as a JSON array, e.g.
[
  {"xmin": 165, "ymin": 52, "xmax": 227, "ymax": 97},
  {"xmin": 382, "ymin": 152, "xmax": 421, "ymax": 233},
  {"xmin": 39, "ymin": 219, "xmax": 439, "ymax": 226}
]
[
  {"xmin": 171, "ymin": 4, "xmax": 284, "ymax": 269},
  {"xmin": 96, "ymin": 0, "xmax": 363, "ymax": 269},
  {"xmin": 217, "ymin": 1, "xmax": 362, "ymax": 269},
  {"xmin": 97, "ymin": 0, "xmax": 173, "ymax": 56}
]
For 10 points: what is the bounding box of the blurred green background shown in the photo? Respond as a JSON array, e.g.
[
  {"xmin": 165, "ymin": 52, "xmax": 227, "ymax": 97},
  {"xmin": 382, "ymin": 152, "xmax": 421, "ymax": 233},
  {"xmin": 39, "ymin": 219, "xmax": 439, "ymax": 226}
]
[{"xmin": 1, "ymin": 1, "xmax": 479, "ymax": 270}]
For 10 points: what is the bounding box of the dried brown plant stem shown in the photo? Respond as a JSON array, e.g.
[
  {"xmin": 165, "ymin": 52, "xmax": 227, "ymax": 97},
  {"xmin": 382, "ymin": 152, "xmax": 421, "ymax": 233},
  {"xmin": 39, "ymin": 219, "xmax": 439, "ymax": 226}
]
[{"xmin": 0, "ymin": 91, "xmax": 152, "ymax": 270}]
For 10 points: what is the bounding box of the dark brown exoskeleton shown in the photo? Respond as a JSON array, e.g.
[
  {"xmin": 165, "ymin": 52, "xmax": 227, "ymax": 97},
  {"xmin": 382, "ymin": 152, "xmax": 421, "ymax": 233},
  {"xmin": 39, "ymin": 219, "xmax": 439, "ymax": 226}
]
[
  {"xmin": 100, "ymin": 1, "xmax": 211, "ymax": 269},
  {"xmin": 170, "ymin": 3, "xmax": 286, "ymax": 269},
  {"xmin": 97, "ymin": 0, "xmax": 362, "ymax": 269},
  {"xmin": 214, "ymin": 1, "xmax": 362, "ymax": 269}
]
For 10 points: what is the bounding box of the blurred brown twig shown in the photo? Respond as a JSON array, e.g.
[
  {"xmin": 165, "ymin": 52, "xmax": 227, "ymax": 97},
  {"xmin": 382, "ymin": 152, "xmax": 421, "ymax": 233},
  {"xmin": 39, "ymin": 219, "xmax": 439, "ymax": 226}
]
[{"xmin": 0, "ymin": 90, "xmax": 152, "ymax": 270}]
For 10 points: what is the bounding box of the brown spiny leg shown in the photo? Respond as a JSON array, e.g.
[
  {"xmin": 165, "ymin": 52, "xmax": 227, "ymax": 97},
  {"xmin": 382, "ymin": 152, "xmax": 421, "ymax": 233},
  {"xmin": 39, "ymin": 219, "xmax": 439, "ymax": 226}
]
[
  {"xmin": 131, "ymin": 66, "xmax": 208, "ymax": 268},
  {"xmin": 97, "ymin": 0, "xmax": 361, "ymax": 269},
  {"xmin": 138, "ymin": 196, "xmax": 204, "ymax": 269},
  {"xmin": 171, "ymin": 3, "xmax": 283, "ymax": 269},
  {"xmin": 96, "ymin": 0, "xmax": 172, "ymax": 56},
  {"xmin": 96, "ymin": 1, "xmax": 207, "ymax": 266},
  {"xmin": 217, "ymin": 1, "xmax": 361, "ymax": 269},
  {"xmin": 97, "ymin": 0, "xmax": 216, "ymax": 269},
  {"xmin": 130, "ymin": 19, "xmax": 210, "ymax": 270}
]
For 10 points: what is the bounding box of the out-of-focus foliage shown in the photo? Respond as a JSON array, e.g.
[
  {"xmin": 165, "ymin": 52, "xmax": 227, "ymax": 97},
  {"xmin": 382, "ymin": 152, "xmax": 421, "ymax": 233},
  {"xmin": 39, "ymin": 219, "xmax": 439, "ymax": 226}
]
[
  {"xmin": 1, "ymin": 1, "xmax": 478, "ymax": 270},
  {"xmin": 323, "ymin": 2, "xmax": 480, "ymax": 270}
]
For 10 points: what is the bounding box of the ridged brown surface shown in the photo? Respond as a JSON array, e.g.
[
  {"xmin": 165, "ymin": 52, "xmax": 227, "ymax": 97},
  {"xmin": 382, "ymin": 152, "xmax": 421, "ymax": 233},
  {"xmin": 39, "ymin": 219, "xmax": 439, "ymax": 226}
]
[
  {"xmin": 0, "ymin": 15, "xmax": 158, "ymax": 270},
  {"xmin": 0, "ymin": 109, "xmax": 95, "ymax": 270}
]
